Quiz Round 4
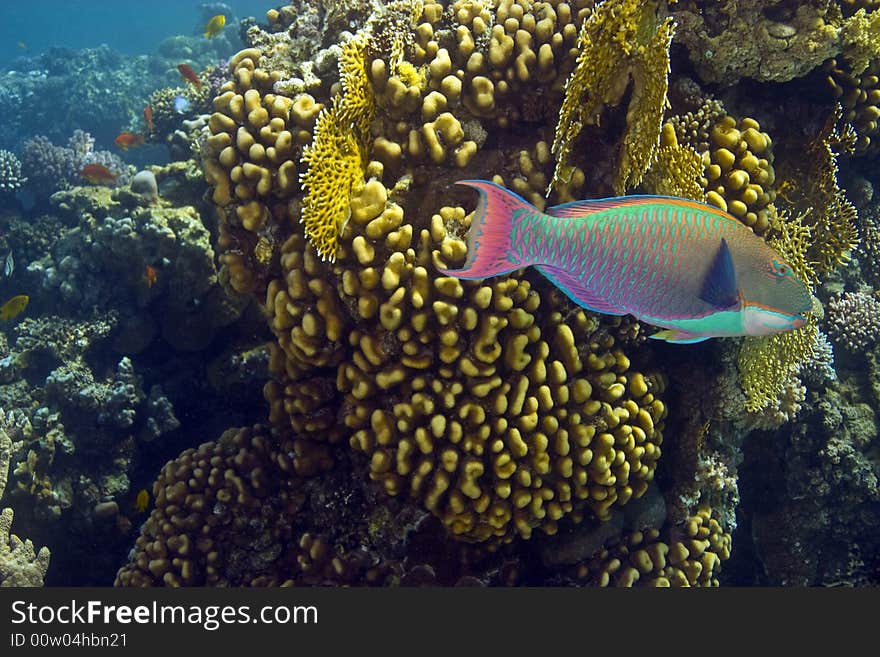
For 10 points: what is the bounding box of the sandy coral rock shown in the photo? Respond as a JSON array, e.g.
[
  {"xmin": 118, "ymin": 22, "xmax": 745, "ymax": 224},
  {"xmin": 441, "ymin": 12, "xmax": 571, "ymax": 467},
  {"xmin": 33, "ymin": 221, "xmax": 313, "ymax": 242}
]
[
  {"xmin": 670, "ymin": 1, "xmax": 841, "ymax": 85},
  {"xmin": 0, "ymin": 508, "xmax": 51, "ymax": 587},
  {"xmin": 0, "ymin": 421, "xmax": 50, "ymax": 586}
]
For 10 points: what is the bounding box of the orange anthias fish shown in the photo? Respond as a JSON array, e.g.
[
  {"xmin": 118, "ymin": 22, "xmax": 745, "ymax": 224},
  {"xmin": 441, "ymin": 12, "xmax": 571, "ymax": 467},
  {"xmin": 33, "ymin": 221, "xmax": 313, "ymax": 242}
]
[
  {"xmin": 204, "ymin": 14, "xmax": 226, "ymax": 38},
  {"xmin": 114, "ymin": 132, "xmax": 144, "ymax": 151},
  {"xmin": 81, "ymin": 163, "xmax": 118, "ymax": 185},
  {"xmin": 144, "ymin": 105, "xmax": 154, "ymax": 133},
  {"xmin": 177, "ymin": 64, "xmax": 202, "ymax": 89},
  {"xmin": 144, "ymin": 265, "xmax": 158, "ymax": 288}
]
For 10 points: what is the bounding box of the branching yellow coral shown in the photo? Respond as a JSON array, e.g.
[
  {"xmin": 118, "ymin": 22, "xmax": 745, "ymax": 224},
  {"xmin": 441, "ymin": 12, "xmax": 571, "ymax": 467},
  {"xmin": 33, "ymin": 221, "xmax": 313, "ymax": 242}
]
[
  {"xmin": 738, "ymin": 213, "xmax": 817, "ymax": 415},
  {"xmin": 642, "ymin": 123, "xmax": 705, "ymax": 200},
  {"xmin": 300, "ymin": 35, "xmax": 376, "ymax": 261},
  {"xmin": 550, "ymin": 0, "xmax": 675, "ymax": 195},
  {"xmin": 839, "ymin": 8, "xmax": 880, "ymax": 76},
  {"xmin": 776, "ymin": 107, "xmax": 859, "ymax": 274}
]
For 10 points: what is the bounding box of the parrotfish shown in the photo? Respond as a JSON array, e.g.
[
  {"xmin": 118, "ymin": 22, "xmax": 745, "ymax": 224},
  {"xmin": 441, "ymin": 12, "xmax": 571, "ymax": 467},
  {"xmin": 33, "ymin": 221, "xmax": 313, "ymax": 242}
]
[{"xmin": 437, "ymin": 181, "xmax": 812, "ymax": 343}]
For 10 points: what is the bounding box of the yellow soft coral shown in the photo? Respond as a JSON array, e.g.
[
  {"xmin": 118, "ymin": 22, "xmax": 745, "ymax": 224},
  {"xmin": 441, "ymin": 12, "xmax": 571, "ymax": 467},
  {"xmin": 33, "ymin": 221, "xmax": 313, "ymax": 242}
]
[
  {"xmin": 300, "ymin": 35, "xmax": 375, "ymax": 261},
  {"xmin": 737, "ymin": 212, "xmax": 817, "ymax": 415},
  {"xmin": 550, "ymin": 0, "xmax": 675, "ymax": 195},
  {"xmin": 642, "ymin": 123, "xmax": 705, "ymax": 200},
  {"xmin": 775, "ymin": 107, "xmax": 858, "ymax": 273}
]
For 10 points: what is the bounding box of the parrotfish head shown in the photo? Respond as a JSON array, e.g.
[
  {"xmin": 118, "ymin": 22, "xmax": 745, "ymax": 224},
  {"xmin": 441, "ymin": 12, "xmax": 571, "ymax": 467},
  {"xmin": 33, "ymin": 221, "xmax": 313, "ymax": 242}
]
[{"xmin": 736, "ymin": 251, "xmax": 812, "ymax": 335}]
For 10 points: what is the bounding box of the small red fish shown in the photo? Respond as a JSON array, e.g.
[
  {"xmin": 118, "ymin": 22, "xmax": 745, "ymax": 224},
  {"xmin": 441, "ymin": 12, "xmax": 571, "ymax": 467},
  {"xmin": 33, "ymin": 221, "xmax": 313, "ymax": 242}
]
[
  {"xmin": 80, "ymin": 163, "xmax": 118, "ymax": 185},
  {"xmin": 144, "ymin": 105, "xmax": 154, "ymax": 134},
  {"xmin": 144, "ymin": 265, "xmax": 158, "ymax": 288},
  {"xmin": 114, "ymin": 132, "xmax": 144, "ymax": 151},
  {"xmin": 177, "ymin": 64, "xmax": 202, "ymax": 89}
]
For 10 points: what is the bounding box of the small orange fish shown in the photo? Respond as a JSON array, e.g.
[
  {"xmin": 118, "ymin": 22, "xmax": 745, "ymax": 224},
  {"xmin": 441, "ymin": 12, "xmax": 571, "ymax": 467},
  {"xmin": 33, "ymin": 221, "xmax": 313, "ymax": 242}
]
[
  {"xmin": 80, "ymin": 163, "xmax": 118, "ymax": 185},
  {"xmin": 177, "ymin": 64, "xmax": 202, "ymax": 89},
  {"xmin": 144, "ymin": 105, "xmax": 154, "ymax": 134},
  {"xmin": 144, "ymin": 265, "xmax": 158, "ymax": 288},
  {"xmin": 114, "ymin": 132, "xmax": 144, "ymax": 151}
]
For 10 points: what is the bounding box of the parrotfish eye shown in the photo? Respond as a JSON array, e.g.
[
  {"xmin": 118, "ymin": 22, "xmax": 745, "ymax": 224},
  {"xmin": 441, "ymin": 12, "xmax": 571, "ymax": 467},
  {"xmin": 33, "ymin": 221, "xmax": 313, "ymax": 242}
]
[{"xmin": 770, "ymin": 260, "xmax": 789, "ymax": 278}]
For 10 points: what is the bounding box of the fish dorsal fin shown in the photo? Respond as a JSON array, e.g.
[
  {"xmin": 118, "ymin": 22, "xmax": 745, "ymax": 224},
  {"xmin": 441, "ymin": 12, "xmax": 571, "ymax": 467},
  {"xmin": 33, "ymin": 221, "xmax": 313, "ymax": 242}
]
[
  {"xmin": 699, "ymin": 238, "xmax": 739, "ymax": 308},
  {"xmin": 546, "ymin": 196, "xmax": 658, "ymax": 218},
  {"xmin": 546, "ymin": 195, "xmax": 722, "ymax": 219},
  {"xmin": 535, "ymin": 264, "xmax": 626, "ymax": 315}
]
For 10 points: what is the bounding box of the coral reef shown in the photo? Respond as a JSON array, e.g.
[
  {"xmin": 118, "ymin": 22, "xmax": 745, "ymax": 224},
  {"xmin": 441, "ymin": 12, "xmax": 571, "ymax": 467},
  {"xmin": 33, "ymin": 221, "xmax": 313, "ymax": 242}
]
[
  {"xmin": 28, "ymin": 182, "xmax": 247, "ymax": 352},
  {"xmin": 0, "ymin": 313, "xmax": 179, "ymax": 521},
  {"xmin": 22, "ymin": 131, "xmax": 131, "ymax": 200},
  {"xmin": 193, "ymin": 0, "xmax": 672, "ymax": 552},
  {"xmin": 106, "ymin": 0, "xmax": 880, "ymax": 588},
  {"xmin": 743, "ymin": 380, "xmax": 880, "ymax": 585},
  {"xmin": 0, "ymin": 46, "xmax": 163, "ymax": 151}
]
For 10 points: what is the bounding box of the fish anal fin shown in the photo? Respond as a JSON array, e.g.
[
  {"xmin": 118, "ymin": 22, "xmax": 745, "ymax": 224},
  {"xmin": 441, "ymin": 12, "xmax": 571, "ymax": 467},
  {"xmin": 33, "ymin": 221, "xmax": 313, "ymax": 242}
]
[
  {"xmin": 649, "ymin": 329, "xmax": 711, "ymax": 344},
  {"xmin": 535, "ymin": 264, "xmax": 626, "ymax": 315},
  {"xmin": 699, "ymin": 238, "xmax": 739, "ymax": 308}
]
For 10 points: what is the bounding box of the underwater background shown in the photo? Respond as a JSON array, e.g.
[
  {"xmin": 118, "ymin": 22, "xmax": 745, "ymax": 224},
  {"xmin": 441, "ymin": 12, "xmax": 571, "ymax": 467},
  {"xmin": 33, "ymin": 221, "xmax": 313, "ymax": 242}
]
[{"xmin": 0, "ymin": 0, "xmax": 878, "ymax": 588}]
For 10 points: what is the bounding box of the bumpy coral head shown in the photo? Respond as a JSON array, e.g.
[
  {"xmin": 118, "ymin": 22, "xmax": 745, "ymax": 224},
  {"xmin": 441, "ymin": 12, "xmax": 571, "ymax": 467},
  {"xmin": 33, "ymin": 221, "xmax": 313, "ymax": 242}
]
[{"xmin": 735, "ymin": 240, "xmax": 812, "ymax": 335}]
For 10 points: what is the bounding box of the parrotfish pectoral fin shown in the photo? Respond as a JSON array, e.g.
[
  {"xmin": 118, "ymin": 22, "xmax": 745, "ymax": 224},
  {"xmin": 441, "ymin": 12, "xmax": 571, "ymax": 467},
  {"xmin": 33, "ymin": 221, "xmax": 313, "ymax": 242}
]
[
  {"xmin": 699, "ymin": 238, "xmax": 739, "ymax": 308},
  {"xmin": 535, "ymin": 264, "xmax": 626, "ymax": 315},
  {"xmin": 649, "ymin": 329, "xmax": 711, "ymax": 344},
  {"xmin": 436, "ymin": 180, "xmax": 538, "ymax": 280}
]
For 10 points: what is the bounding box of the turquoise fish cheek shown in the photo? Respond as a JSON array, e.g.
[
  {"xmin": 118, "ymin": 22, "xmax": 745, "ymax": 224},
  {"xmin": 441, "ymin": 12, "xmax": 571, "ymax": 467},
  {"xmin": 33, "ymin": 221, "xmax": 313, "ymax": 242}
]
[{"xmin": 639, "ymin": 307, "xmax": 745, "ymax": 338}]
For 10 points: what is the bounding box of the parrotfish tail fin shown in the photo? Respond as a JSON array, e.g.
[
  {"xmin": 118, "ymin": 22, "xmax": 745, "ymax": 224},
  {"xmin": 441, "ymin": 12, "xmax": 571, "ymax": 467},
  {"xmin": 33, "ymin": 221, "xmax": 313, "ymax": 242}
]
[
  {"xmin": 649, "ymin": 329, "xmax": 711, "ymax": 344},
  {"xmin": 436, "ymin": 180, "xmax": 537, "ymax": 279}
]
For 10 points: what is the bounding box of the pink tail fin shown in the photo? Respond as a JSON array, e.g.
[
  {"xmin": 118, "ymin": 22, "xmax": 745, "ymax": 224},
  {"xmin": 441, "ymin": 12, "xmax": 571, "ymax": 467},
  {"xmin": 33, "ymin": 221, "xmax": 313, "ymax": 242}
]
[{"xmin": 436, "ymin": 180, "xmax": 536, "ymax": 280}]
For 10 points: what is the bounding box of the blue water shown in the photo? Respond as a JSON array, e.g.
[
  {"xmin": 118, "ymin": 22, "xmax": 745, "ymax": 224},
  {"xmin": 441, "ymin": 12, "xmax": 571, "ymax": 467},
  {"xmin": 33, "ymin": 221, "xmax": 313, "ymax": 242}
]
[{"xmin": 0, "ymin": 0, "xmax": 277, "ymax": 66}]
